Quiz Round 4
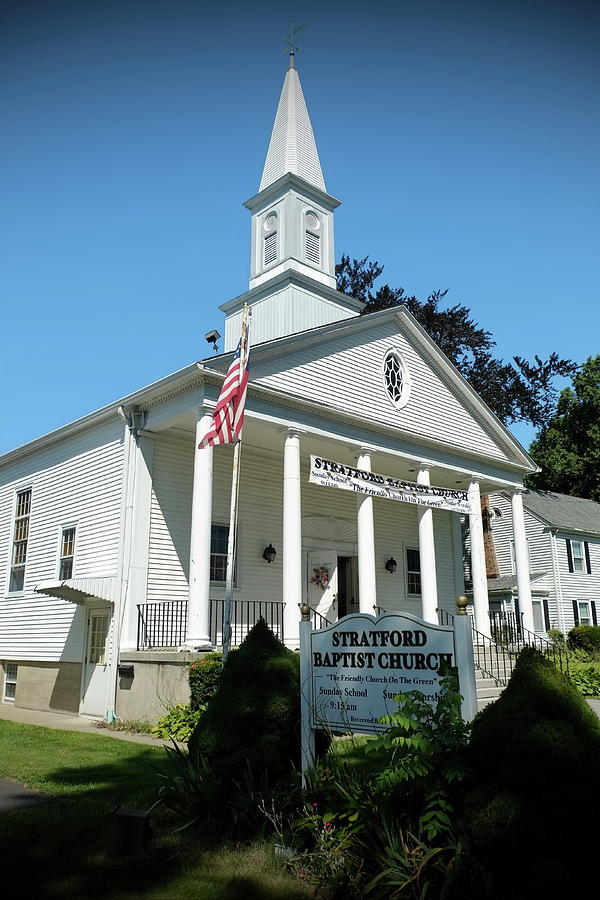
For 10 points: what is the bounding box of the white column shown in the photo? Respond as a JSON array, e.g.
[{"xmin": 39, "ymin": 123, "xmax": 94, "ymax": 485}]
[
  {"xmin": 283, "ymin": 429, "xmax": 303, "ymax": 648},
  {"xmin": 468, "ymin": 479, "xmax": 491, "ymax": 638},
  {"xmin": 512, "ymin": 489, "xmax": 534, "ymax": 633},
  {"xmin": 122, "ymin": 435, "xmax": 154, "ymax": 650},
  {"xmin": 356, "ymin": 448, "xmax": 377, "ymax": 614},
  {"xmin": 417, "ymin": 466, "xmax": 438, "ymax": 623},
  {"xmin": 185, "ymin": 409, "xmax": 213, "ymax": 649}
]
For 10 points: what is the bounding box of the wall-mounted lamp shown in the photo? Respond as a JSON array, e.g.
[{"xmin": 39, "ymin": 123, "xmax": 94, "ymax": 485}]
[
  {"xmin": 385, "ymin": 557, "xmax": 397, "ymax": 574},
  {"xmin": 262, "ymin": 543, "xmax": 277, "ymax": 564}
]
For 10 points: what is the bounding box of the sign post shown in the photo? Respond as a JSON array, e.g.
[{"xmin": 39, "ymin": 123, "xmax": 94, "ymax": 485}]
[{"xmin": 299, "ymin": 603, "xmax": 316, "ymax": 787}]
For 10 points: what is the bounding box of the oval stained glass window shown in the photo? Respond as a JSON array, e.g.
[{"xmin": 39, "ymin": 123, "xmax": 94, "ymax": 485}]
[{"xmin": 383, "ymin": 350, "xmax": 410, "ymax": 408}]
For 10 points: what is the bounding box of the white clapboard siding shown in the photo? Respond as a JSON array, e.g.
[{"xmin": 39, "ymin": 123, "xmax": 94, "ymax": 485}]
[
  {"xmin": 554, "ymin": 533, "xmax": 600, "ymax": 630},
  {"xmin": 0, "ymin": 420, "xmax": 124, "ymax": 662},
  {"xmin": 252, "ymin": 319, "xmax": 508, "ymax": 461},
  {"xmin": 147, "ymin": 437, "xmax": 457, "ymax": 616}
]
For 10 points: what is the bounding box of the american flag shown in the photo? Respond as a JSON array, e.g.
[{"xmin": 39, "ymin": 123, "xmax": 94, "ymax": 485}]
[{"xmin": 199, "ymin": 326, "xmax": 250, "ymax": 448}]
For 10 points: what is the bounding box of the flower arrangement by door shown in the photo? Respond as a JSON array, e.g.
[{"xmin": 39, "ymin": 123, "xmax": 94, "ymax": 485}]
[{"xmin": 310, "ymin": 567, "xmax": 330, "ymax": 591}]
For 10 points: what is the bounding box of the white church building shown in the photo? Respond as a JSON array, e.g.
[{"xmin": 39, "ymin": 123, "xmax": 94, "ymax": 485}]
[{"xmin": 0, "ymin": 54, "xmax": 538, "ymax": 721}]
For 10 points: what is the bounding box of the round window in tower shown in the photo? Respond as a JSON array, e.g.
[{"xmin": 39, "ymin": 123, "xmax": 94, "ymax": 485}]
[
  {"xmin": 382, "ymin": 349, "xmax": 411, "ymax": 409},
  {"xmin": 264, "ymin": 211, "xmax": 278, "ymax": 232},
  {"xmin": 305, "ymin": 210, "xmax": 320, "ymax": 230}
]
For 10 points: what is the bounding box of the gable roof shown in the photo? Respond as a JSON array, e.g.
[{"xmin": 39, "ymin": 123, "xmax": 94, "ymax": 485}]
[
  {"xmin": 521, "ymin": 490, "xmax": 600, "ymax": 536},
  {"xmin": 205, "ymin": 305, "xmax": 537, "ymax": 472}
]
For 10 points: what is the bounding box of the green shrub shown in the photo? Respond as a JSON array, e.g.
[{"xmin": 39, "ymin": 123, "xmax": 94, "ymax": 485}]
[
  {"xmin": 568, "ymin": 656, "xmax": 600, "ymax": 696},
  {"xmin": 547, "ymin": 628, "xmax": 566, "ymax": 649},
  {"xmin": 289, "ymin": 673, "xmax": 475, "ymax": 898},
  {"xmin": 568, "ymin": 624, "xmax": 600, "ymax": 653},
  {"xmin": 465, "ymin": 647, "xmax": 600, "ymax": 898},
  {"xmin": 151, "ymin": 704, "xmax": 204, "ymax": 741},
  {"xmin": 189, "ymin": 653, "xmax": 223, "ymax": 709},
  {"xmin": 188, "ymin": 619, "xmax": 302, "ymax": 787}
]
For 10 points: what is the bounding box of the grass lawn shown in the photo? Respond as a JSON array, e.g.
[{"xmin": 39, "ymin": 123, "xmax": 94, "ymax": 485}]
[{"xmin": 0, "ymin": 721, "xmax": 316, "ymax": 900}]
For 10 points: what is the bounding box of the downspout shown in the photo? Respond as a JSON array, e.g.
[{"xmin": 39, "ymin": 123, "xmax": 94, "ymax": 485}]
[{"xmin": 550, "ymin": 528, "xmax": 565, "ymax": 633}]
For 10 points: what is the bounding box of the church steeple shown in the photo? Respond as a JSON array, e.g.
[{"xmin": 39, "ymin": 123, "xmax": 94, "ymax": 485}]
[
  {"xmin": 259, "ymin": 52, "xmax": 326, "ymax": 193},
  {"xmin": 245, "ymin": 55, "xmax": 339, "ymax": 292},
  {"xmin": 219, "ymin": 53, "xmax": 362, "ymax": 351}
]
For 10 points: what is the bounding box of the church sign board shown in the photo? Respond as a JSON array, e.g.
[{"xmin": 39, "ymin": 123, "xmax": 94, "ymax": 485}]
[
  {"xmin": 309, "ymin": 612, "xmax": 455, "ymax": 734},
  {"xmin": 309, "ymin": 456, "xmax": 471, "ymax": 514}
]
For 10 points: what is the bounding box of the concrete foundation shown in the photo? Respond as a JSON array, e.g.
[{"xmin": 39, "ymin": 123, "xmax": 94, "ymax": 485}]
[
  {"xmin": 116, "ymin": 650, "xmax": 210, "ymax": 722},
  {"xmin": 5, "ymin": 661, "xmax": 82, "ymax": 714}
]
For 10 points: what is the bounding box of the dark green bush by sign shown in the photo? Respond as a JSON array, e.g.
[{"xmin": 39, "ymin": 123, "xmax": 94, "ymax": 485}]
[{"xmin": 188, "ymin": 619, "xmax": 301, "ymax": 787}]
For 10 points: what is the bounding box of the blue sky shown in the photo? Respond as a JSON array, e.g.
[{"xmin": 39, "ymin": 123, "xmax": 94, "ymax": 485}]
[{"xmin": 2, "ymin": 0, "xmax": 598, "ymax": 456}]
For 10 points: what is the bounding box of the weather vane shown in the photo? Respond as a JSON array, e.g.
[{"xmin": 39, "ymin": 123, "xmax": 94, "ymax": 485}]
[{"xmin": 284, "ymin": 22, "xmax": 305, "ymax": 57}]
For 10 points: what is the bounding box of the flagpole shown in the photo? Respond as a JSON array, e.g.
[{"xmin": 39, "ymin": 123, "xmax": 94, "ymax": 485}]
[{"xmin": 221, "ymin": 305, "xmax": 250, "ymax": 665}]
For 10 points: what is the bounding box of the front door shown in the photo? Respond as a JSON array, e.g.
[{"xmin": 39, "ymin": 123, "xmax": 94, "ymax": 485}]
[
  {"xmin": 81, "ymin": 607, "xmax": 111, "ymax": 717},
  {"xmin": 337, "ymin": 556, "xmax": 359, "ymax": 617},
  {"xmin": 306, "ymin": 549, "xmax": 338, "ymax": 624}
]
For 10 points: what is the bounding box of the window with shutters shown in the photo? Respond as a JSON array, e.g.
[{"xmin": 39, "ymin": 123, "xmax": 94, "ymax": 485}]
[
  {"xmin": 568, "ymin": 539, "xmax": 587, "ymax": 574},
  {"xmin": 304, "ymin": 210, "xmax": 321, "ymax": 265},
  {"xmin": 8, "ymin": 488, "xmax": 32, "ymax": 593},
  {"xmin": 406, "ymin": 548, "xmax": 421, "ymax": 596},
  {"xmin": 263, "ymin": 211, "xmax": 278, "ymax": 267},
  {"xmin": 305, "ymin": 231, "xmax": 320, "ymax": 264},
  {"xmin": 58, "ymin": 526, "xmax": 76, "ymax": 580},
  {"xmin": 3, "ymin": 662, "xmax": 17, "ymax": 702},
  {"xmin": 577, "ymin": 600, "xmax": 592, "ymax": 626}
]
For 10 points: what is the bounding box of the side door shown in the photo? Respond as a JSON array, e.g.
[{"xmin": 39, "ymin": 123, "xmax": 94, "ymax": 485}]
[
  {"xmin": 81, "ymin": 607, "xmax": 111, "ymax": 717},
  {"xmin": 306, "ymin": 549, "xmax": 338, "ymax": 624}
]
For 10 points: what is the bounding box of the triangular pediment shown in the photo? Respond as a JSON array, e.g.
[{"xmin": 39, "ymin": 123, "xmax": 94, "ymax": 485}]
[{"xmin": 240, "ymin": 308, "xmax": 533, "ymax": 469}]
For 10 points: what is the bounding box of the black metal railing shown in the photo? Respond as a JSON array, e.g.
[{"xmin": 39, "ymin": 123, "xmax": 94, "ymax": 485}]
[
  {"xmin": 209, "ymin": 599, "xmax": 284, "ymax": 645},
  {"xmin": 137, "ymin": 600, "xmax": 188, "ymax": 650},
  {"xmin": 437, "ymin": 607, "xmax": 568, "ymax": 686},
  {"xmin": 137, "ymin": 599, "xmax": 285, "ymax": 649},
  {"xmin": 489, "ymin": 610, "xmax": 523, "ymax": 645},
  {"xmin": 310, "ymin": 607, "xmax": 332, "ymax": 630}
]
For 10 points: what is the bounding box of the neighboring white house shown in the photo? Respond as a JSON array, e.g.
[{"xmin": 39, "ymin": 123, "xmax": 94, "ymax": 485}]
[
  {"xmin": 0, "ymin": 53, "xmax": 538, "ymax": 721},
  {"xmin": 484, "ymin": 490, "xmax": 600, "ymax": 635}
]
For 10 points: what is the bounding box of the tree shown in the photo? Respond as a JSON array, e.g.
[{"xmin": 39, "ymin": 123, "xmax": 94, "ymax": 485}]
[
  {"xmin": 526, "ymin": 355, "xmax": 600, "ymax": 500},
  {"xmin": 336, "ymin": 254, "xmax": 577, "ymax": 429}
]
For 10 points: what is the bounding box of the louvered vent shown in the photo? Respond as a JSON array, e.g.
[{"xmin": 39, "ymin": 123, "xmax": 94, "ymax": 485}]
[
  {"xmin": 264, "ymin": 231, "xmax": 277, "ymax": 266},
  {"xmin": 305, "ymin": 231, "xmax": 320, "ymax": 264}
]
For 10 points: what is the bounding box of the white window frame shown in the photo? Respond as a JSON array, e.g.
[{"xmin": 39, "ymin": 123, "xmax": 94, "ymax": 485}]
[
  {"xmin": 6, "ymin": 486, "xmax": 32, "ymax": 595},
  {"xmin": 382, "ymin": 349, "xmax": 411, "ymax": 410},
  {"xmin": 577, "ymin": 600, "xmax": 592, "ymax": 626},
  {"xmin": 570, "ymin": 540, "xmax": 586, "ymax": 574},
  {"xmin": 406, "ymin": 546, "xmax": 421, "ymax": 597},
  {"xmin": 3, "ymin": 662, "xmax": 17, "ymax": 703},
  {"xmin": 57, "ymin": 523, "xmax": 77, "ymax": 581},
  {"xmin": 210, "ymin": 523, "xmax": 238, "ymax": 586}
]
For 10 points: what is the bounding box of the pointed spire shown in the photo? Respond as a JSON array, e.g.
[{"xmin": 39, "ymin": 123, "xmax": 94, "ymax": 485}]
[{"xmin": 259, "ymin": 57, "xmax": 326, "ymax": 193}]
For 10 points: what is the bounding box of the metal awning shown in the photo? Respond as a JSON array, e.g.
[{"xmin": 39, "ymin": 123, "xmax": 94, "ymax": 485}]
[{"xmin": 35, "ymin": 576, "xmax": 118, "ymax": 605}]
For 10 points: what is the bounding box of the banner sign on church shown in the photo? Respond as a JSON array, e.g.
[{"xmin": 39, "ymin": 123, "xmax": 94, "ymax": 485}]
[
  {"xmin": 309, "ymin": 613, "xmax": 456, "ymax": 734},
  {"xmin": 309, "ymin": 455, "xmax": 471, "ymax": 514}
]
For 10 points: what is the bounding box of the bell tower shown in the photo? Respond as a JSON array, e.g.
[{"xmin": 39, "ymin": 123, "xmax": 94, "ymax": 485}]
[{"xmin": 220, "ymin": 51, "xmax": 362, "ymax": 350}]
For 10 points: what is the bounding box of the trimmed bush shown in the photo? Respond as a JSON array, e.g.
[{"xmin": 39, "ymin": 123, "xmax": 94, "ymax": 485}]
[
  {"xmin": 568, "ymin": 624, "xmax": 600, "ymax": 653},
  {"xmin": 189, "ymin": 653, "xmax": 223, "ymax": 709},
  {"xmin": 188, "ymin": 619, "xmax": 301, "ymax": 787},
  {"xmin": 465, "ymin": 647, "xmax": 600, "ymax": 899}
]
